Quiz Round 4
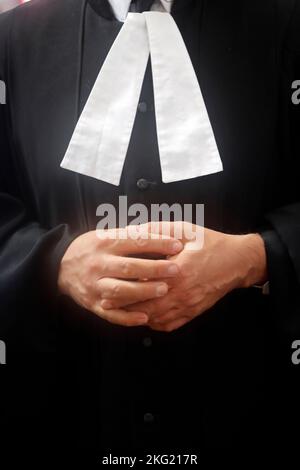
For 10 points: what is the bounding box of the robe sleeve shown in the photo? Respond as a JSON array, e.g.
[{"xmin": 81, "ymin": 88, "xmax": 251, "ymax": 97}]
[
  {"xmin": 259, "ymin": 1, "xmax": 300, "ymax": 335},
  {"xmin": 0, "ymin": 10, "xmax": 79, "ymax": 352}
]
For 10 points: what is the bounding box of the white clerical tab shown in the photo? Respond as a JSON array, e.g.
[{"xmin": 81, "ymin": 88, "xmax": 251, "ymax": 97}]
[
  {"xmin": 60, "ymin": 12, "xmax": 223, "ymax": 185},
  {"xmin": 109, "ymin": 0, "xmax": 131, "ymax": 22}
]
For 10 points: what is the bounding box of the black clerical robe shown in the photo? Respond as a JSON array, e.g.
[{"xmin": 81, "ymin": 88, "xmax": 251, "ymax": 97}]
[{"xmin": 0, "ymin": 0, "xmax": 300, "ymax": 459}]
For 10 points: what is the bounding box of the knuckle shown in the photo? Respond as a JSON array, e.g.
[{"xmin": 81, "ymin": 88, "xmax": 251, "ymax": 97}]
[
  {"xmin": 111, "ymin": 283, "xmax": 121, "ymax": 298},
  {"xmin": 95, "ymin": 234, "xmax": 109, "ymax": 248},
  {"xmin": 134, "ymin": 234, "xmax": 148, "ymax": 249},
  {"xmin": 120, "ymin": 260, "xmax": 132, "ymax": 277}
]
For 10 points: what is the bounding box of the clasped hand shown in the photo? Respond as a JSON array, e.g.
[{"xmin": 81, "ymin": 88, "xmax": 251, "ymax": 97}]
[{"xmin": 58, "ymin": 222, "xmax": 267, "ymax": 332}]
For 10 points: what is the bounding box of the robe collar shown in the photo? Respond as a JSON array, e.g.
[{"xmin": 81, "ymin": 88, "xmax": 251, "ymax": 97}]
[
  {"xmin": 88, "ymin": 0, "xmax": 195, "ymax": 20},
  {"xmin": 60, "ymin": 9, "xmax": 223, "ymax": 184}
]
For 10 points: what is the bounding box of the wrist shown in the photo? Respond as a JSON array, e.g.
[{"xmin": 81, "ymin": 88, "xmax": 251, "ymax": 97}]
[
  {"xmin": 237, "ymin": 233, "xmax": 268, "ymax": 288},
  {"xmin": 57, "ymin": 262, "xmax": 68, "ymax": 295},
  {"xmin": 57, "ymin": 245, "xmax": 75, "ymax": 296}
]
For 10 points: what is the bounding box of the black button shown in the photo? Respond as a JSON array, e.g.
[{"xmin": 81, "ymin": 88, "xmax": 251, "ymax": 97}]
[
  {"xmin": 138, "ymin": 101, "xmax": 147, "ymax": 113},
  {"xmin": 137, "ymin": 178, "xmax": 150, "ymax": 190},
  {"xmin": 143, "ymin": 337, "xmax": 152, "ymax": 348},
  {"xmin": 144, "ymin": 413, "xmax": 155, "ymax": 424}
]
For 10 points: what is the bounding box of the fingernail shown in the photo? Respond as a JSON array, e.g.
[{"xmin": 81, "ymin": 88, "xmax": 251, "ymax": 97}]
[
  {"xmin": 167, "ymin": 264, "xmax": 179, "ymax": 276},
  {"xmin": 137, "ymin": 315, "xmax": 149, "ymax": 324},
  {"xmin": 156, "ymin": 284, "xmax": 168, "ymax": 297},
  {"xmin": 171, "ymin": 241, "xmax": 182, "ymax": 253}
]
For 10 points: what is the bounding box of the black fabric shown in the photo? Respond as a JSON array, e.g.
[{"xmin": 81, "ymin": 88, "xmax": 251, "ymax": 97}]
[
  {"xmin": 88, "ymin": 0, "xmax": 115, "ymax": 19},
  {"xmin": 0, "ymin": 0, "xmax": 300, "ymax": 462},
  {"xmin": 88, "ymin": 0, "xmax": 194, "ymax": 18},
  {"xmin": 129, "ymin": 0, "xmax": 156, "ymax": 12}
]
